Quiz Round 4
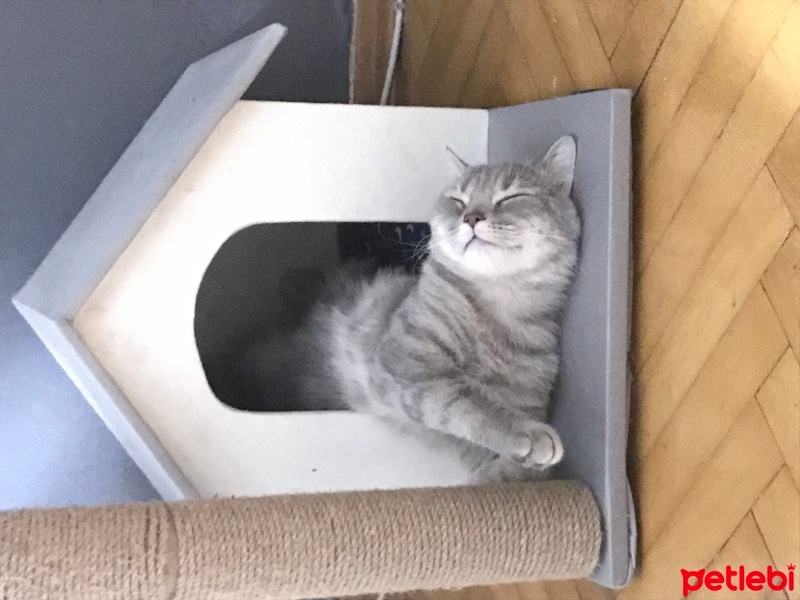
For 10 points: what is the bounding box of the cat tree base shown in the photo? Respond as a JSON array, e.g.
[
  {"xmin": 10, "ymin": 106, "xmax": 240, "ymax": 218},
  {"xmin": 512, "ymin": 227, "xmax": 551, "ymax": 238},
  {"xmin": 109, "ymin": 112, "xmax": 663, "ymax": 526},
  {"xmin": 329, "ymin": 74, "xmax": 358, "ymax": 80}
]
[{"xmin": 0, "ymin": 482, "xmax": 601, "ymax": 599}]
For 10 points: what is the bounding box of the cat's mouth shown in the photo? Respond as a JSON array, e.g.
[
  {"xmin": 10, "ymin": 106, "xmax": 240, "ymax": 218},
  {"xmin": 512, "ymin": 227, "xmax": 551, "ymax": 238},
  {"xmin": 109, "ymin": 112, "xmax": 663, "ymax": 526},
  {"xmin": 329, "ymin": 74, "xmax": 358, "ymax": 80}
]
[{"xmin": 464, "ymin": 234, "xmax": 495, "ymax": 251}]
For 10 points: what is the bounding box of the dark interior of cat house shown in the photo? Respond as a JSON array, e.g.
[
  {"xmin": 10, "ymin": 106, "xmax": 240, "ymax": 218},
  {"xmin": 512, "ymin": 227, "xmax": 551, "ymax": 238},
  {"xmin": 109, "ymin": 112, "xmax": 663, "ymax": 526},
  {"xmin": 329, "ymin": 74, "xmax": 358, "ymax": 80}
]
[{"xmin": 194, "ymin": 221, "xmax": 430, "ymax": 412}]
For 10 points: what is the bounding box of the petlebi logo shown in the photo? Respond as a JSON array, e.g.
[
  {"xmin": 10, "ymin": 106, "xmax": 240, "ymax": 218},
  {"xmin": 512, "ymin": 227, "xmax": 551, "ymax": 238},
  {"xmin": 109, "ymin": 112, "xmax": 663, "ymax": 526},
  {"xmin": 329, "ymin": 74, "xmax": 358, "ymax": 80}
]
[{"xmin": 681, "ymin": 564, "xmax": 795, "ymax": 596}]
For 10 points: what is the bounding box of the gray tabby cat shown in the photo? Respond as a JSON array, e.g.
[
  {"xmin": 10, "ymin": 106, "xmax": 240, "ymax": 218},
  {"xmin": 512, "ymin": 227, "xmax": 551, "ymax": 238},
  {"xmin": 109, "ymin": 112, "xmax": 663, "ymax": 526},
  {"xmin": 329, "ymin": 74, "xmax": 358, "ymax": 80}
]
[{"xmin": 244, "ymin": 136, "xmax": 580, "ymax": 482}]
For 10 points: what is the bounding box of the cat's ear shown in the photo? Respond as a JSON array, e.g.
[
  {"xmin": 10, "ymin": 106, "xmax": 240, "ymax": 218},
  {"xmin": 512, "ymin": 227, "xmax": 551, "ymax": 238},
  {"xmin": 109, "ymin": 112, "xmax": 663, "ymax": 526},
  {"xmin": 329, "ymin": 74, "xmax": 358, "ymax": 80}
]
[
  {"xmin": 446, "ymin": 146, "xmax": 471, "ymax": 177},
  {"xmin": 539, "ymin": 135, "xmax": 576, "ymax": 192}
]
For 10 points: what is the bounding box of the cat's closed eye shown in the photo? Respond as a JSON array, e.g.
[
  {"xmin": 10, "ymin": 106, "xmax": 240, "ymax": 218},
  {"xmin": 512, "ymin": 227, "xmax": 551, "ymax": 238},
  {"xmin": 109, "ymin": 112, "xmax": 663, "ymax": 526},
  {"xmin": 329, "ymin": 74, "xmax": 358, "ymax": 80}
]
[
  {"xmin": 447, "ymin": 197, "xmax": 466, "ymax": 210},
  {"xmin": 495, "ymin": 193, "xmax": 528, "ymax": 207}
]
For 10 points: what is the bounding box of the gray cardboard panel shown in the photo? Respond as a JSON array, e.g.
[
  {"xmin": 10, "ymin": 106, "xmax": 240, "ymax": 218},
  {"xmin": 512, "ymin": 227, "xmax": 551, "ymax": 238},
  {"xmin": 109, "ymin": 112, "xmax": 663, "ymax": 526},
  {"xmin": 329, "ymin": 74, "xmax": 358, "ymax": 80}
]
[
  {"xmin": 13, "ymin": 302, "xmax": 197, "ymax": 501},
  {"xmin": 14, "ymin": 24, "xmax": 286, "ymax": 320},
  {"xmin": 488, "ymin": 89, "xmax": 635, "ymax": 588},
  {"xmin": 13, "ymin": 24, "xmax": 286, "ymax": 501}
]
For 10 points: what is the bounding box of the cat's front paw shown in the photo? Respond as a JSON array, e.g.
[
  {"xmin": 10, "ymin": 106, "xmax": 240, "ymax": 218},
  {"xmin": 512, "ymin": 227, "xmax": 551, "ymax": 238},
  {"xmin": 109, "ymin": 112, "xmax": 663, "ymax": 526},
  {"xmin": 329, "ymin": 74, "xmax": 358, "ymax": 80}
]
[
  {"xmin": 511, "ymin": 422, "xmax": 564, "ymax": 469},
  {"xmin": 474, "ymin": 458, "xmax": 549, "ymax": 483}
]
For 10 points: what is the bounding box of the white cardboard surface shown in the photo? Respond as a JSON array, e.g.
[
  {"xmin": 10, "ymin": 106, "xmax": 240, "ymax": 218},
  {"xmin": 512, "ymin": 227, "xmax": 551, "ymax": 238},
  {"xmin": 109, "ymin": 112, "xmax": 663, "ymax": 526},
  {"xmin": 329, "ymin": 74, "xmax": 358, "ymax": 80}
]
[{"xmin": 74, "ymin": 101, "xmax": 488, "ymax": 497}]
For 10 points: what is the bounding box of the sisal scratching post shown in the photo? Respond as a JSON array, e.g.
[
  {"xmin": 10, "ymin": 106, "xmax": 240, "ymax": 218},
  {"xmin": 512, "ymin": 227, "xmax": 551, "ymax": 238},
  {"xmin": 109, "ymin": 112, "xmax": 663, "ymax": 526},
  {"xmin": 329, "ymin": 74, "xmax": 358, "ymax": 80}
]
[{"xmin": 0, "ymin": 481, "xmax": 601, "ymax": 600}]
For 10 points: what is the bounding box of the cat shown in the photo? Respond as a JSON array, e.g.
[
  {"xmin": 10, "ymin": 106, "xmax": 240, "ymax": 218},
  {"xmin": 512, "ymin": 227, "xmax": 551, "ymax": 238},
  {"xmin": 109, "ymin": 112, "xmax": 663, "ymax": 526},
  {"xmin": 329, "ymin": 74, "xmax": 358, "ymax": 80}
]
[{"xmin": 241, "ymin": 135, "xmax": 581, "ymax": 482}]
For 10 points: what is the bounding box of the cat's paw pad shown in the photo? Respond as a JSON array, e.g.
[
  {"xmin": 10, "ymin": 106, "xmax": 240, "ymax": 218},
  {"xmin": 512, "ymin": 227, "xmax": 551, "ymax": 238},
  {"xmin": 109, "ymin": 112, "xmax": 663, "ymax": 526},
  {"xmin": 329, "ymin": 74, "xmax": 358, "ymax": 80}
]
[{"xmin": 512, "ymin": 424, "xmax": 564, "ymax": 469}]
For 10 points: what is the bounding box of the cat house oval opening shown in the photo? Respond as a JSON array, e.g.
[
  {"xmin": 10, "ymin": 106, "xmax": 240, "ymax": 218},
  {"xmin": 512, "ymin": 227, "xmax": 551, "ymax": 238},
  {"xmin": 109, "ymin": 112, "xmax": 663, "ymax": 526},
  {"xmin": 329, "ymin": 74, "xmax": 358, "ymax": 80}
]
[{"xmin": 195, "ymin": 221, "xmax": 431, "ymax": 412}]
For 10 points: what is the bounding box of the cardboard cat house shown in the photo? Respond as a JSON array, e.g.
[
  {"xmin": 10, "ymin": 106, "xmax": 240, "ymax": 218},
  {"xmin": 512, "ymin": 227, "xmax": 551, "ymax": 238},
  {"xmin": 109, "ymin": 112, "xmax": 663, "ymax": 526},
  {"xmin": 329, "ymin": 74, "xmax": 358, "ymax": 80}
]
[{"xmin": 14, "ymin": 25, "xmax": 634, "ymax": 587}]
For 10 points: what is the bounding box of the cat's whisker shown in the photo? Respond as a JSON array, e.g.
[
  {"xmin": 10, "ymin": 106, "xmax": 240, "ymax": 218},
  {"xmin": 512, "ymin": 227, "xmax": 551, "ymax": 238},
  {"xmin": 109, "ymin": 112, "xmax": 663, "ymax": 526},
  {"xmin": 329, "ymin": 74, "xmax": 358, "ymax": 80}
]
[
  {"xmin": 430, "ymin": 229, "xmax": 464, "ymax": 249},
  {"xmin": 402, "ymin": 232, "xmax": 433, "ymax": 271},
  {"xmin": 389, "ymin": 238, "xmax": 428, "ymax": 248},
  {"xmin": 409, "ymin": 233, "xmax": 432, "ymax": 256},
  {"xmin": 486, "ymin": 228, "xmax": 570, "ymax": 244}
]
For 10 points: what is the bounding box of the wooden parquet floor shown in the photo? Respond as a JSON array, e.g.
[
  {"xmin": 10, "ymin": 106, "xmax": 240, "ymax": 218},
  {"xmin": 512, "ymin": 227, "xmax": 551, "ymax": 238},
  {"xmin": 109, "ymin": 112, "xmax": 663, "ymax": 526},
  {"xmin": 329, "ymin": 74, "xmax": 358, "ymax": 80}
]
[{"xmin": 356, "ymin": 0, "xmax": 800, "ymax": 598}]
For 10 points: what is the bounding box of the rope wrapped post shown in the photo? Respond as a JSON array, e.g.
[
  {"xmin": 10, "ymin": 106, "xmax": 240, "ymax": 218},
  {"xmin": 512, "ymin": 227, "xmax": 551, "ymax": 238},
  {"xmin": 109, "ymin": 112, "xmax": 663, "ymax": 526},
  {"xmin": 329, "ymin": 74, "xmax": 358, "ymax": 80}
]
[{"xmin": 1, "ymin": 481, "xmax": 601, "ymax": 600}]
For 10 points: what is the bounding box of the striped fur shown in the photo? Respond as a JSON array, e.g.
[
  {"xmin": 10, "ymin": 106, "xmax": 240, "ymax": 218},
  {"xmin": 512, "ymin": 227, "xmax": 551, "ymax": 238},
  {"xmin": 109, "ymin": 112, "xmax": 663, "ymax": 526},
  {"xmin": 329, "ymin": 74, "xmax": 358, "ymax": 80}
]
[{"xmin": 248, "ymin": 136, "xmax": 580, "ymax": 481}]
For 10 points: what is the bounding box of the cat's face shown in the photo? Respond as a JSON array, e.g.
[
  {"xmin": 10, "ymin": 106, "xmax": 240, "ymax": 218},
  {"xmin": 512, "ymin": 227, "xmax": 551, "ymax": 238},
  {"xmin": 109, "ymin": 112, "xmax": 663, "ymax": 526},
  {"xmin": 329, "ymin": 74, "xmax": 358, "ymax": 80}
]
[{"xmin": 429, "ymin": 136, "xmax": 579, "ymax": 278}]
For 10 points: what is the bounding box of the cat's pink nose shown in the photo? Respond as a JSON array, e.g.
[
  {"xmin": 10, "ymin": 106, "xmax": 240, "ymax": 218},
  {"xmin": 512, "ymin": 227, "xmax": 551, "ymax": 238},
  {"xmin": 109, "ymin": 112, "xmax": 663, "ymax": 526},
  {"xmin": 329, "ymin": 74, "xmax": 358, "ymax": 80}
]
[{"xmin": 463, "ymin": 212, "xmax": 486, "ymax": 228}]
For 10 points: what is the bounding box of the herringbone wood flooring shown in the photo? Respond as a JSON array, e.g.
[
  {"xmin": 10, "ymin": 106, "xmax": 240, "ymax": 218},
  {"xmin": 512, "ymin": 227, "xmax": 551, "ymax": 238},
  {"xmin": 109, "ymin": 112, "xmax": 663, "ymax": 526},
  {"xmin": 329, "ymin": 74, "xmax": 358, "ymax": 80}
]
[{"xmin": 353, "ymin": 0, "xmax": 800, "ymax": 598}]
